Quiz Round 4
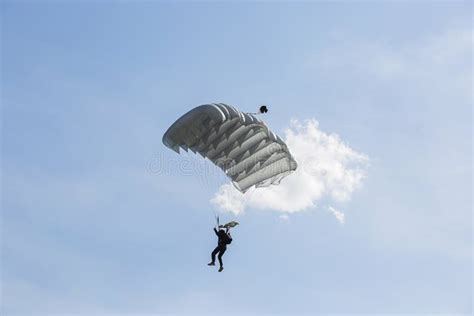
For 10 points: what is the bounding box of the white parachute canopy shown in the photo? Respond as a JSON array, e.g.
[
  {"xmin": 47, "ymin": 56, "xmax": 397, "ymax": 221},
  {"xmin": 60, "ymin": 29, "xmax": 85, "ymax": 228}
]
[{"xmin": 162, "ymin": 103, "xmax": 297, "ymax": 193}]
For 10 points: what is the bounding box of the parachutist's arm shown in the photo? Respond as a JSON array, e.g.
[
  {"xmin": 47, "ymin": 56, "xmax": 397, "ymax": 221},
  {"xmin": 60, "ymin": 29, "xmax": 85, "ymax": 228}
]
[{"xmin": 213, "ymin": 227, "xmax": 219, "ymax": 236}]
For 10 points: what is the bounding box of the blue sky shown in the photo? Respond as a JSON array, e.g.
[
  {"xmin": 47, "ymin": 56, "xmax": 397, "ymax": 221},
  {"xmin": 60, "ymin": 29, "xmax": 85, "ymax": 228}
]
[{"xmin": 1, "ymin": 1, "xmax": 472, "ymax": 315}]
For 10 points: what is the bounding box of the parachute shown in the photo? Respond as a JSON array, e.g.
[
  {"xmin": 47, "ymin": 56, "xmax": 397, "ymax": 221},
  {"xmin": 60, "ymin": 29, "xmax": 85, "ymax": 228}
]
[
  {"xmin": 221, "ymin": 221, "xmax": 239, "ymax": 229},
  {"xmin": 162, "ymin": 103, "xmax": 297, "ymax": 193}
]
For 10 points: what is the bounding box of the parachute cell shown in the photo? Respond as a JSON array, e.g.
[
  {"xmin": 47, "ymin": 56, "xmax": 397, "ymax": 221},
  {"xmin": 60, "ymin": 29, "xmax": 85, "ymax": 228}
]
[{"xmin": 162, "ymin": 103, "xmax": 297, "ymax": 193}]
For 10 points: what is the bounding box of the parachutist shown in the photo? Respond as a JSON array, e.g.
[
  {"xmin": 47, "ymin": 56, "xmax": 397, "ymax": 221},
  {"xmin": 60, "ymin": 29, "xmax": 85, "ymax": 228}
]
[
  {"xmin": 259, "ymin": 105, "xmax": 268, "ymax": 113},
  {"xmin": 208, "ymin": 226, "xmax": 233, "ymax": 272}
]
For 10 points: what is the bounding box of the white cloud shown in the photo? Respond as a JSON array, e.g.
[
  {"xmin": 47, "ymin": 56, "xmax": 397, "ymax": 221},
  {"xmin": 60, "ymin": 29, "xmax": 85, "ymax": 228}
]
[
  {"xmin": 307, "ymin": 26, "xmax": 472, "ymax": 256},
  {"xmin": 210, "ymin": 184, "xmax": 246, "ymax": 215},
  {"xmin": 328, "ymin": 206, "xmax": 345, "ymax": 225},
  {"xmin": 210, "ymin": 119, "xmax": 369, "ymax": 216}
]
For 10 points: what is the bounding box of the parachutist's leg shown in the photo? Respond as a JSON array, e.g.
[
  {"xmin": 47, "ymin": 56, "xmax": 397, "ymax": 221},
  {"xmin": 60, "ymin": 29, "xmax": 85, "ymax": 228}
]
[
  {"xmin": 217, "ymin": 246, "xmax": 227, "ymax": 267},
  {"xmin": 210, "ymin": 246, "xmax": 220, "ymax": 264}
]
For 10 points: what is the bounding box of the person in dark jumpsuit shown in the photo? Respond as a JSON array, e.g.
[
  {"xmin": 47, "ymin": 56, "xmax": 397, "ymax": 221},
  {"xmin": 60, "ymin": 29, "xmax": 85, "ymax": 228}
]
[{"xmin": 208, "ymin": 226, "xmax": 232, "ymax": 272}]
